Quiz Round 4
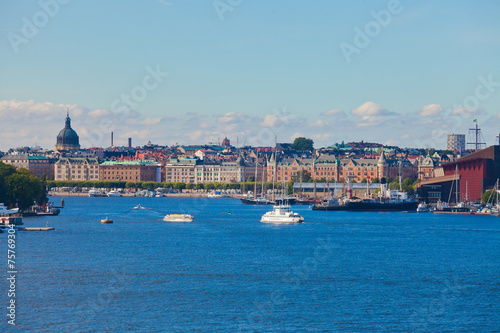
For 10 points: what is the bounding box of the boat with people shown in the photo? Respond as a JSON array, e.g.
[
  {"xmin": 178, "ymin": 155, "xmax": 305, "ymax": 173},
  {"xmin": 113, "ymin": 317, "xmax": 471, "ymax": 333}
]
[
  {"xmin": 133, "ymin": 204, "xmax": 145, "ymax": 210},
  {"xmin": 22, "ymin": 203, "xmax": 61, "ymax": 217},
  {"xmin": 0, "ymin": 203, "xmax": 23, "ymax": 226},
  {"xmin": 163, "ymin": 214, "xmax": 194, "ymax": 222},
  {"xmin": 261, "ymin": 205, "xmax": 304, "ymax": 224}
]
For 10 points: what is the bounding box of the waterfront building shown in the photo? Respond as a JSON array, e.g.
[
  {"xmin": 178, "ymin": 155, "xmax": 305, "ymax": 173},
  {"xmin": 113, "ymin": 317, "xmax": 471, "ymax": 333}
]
[
  {"xmin": 0, "ymin": 155, "xmax": 54, "ymax": 178},
  {"xmin": 267, "ymin": 152, "xmax": 417, "ymax": 184},
  {"xmin": 55, "ymin": 111, "xmax": 80, "ymax": 151},
  {"xmin": 54, "ymin": 157, "xmax": 99, "ymax": 181},
  {"xmin": 417, "ymin": 145, "xmax": 500, "ymax": 202},
  {"xmin": 417, "ymin": 155, "xmax": 437, "ymax": 180},
  {"xmin": 165, "ymin": 157, "xmax": 199, "ymax": 183},
  {"xmin": 447, "ymin": 134, "xmax": 466, "ymax": 153},
  {"xmin": 165, "ymin": 156, "xmax": 254, "ymax": 184},
  {"xmin": 99, "ymin": 160, "xmax": 161, "ymax": 182}
]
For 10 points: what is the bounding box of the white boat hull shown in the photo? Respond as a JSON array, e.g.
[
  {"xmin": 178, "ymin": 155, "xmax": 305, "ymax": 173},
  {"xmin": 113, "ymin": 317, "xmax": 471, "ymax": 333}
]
[
  {"xmin": 163, "ymin": 214, "xmax": 194, "ymax": 222},
  {"xmin": 260, "ymin": 216, "xmax": 303, "ymax": 223}
]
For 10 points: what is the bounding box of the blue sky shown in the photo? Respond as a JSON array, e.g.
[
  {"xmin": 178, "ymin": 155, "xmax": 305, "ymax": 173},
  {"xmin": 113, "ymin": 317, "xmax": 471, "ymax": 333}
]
[{"xmin": 1, "ymin": 0, "xmax": 500, "ymax": 150}]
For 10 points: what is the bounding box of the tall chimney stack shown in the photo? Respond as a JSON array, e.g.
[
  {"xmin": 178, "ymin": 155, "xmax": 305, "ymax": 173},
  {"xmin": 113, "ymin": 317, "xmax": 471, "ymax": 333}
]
[{"xmin": 128, "ymin": 138, "xmax": 132, "ymax": 148}]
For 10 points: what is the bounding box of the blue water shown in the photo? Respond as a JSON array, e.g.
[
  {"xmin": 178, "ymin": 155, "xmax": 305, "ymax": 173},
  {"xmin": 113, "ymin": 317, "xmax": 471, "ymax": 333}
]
[{"xmin": 2, "ymin": 196, "xmax": 499, "ymax": 332}]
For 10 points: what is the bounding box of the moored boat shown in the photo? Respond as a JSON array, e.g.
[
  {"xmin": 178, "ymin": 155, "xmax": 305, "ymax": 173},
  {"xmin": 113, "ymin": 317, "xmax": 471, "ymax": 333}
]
[
  {"xmin": 0, "ymin": 203, "xmax": 23, "ymax": 226},
  {"xmin": 345, "ymin": 184, "xmax": 418, "ymax": 212},
  {"xmin": 345, "ymin": 199, "xmax": 419, "ymax": 212},
  {"xmin": 88, "ymin": 188, "xmax": 104, "ymax": 197},
  {"xmin": 208, "ymin": 191, "xmax": 228, "ymax": 198},
  {"xmin": 312, "ymin": 197, "xmax": 348, "ymax": 211},
  {"xmin": 416, "ymin": 203, "xmax": 432, "ymax": 212},
  {"xmin": 433, "ymin": 202, "xmax": 473, "ymax": 214},
  {"xmin": 241, "ymin": 197, "xmax": 273, "ymax": 205},
  {"xmin": 107, "ymin": 190, "xmax": 122, "ymax": 197}
]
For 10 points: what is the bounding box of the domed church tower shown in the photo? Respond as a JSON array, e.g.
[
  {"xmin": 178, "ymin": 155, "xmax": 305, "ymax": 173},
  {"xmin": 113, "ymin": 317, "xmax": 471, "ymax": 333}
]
[{"xmin": 55, "ymin": 109, "xmax": 80, "ymax": 151}]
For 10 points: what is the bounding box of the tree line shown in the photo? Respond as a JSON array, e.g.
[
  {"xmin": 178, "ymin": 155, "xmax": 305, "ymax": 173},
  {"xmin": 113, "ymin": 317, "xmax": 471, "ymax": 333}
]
[{"xmin": 47, "ymin": 180, "xmax": 285, "ymax": 191}]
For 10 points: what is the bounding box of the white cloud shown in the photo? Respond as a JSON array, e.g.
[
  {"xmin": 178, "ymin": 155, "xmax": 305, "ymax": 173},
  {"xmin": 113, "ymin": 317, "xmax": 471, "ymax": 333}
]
[
  {"xmin": 216, "ymin": 112, "xmax": 252, "ymax": 124},
  {"xmin": 141, "ymin": 117, "xmax": 162, "ymax": 125},
  {"xmin": 351, "ymin": 101, "xmax": 396, "ymax": 127},
  {"xmin": 321, "ymin": 109, "xmax": 344, "ymax": 116},
  {"xmin": 88, "ymin": 109, "xmax": 111, "ymax": 118},
  {"xmin": 419, "ymin": 104, "xmax": 443, "ymax": 116},
  {"xmin": 451, "ymin": 107, "xmax": 482, "ymax": 116}
]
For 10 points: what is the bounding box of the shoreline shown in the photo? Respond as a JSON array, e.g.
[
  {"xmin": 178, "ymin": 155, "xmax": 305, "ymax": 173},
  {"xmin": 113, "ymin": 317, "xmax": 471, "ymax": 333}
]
[{"xmin": 48, "ymin": 191, "xmax": 218, "ymax": 198}]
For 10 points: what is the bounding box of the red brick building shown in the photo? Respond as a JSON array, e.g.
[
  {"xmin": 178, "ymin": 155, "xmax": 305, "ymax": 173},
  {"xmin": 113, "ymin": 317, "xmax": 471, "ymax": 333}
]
[{"xmin": 418, "ymin": 145, "xmax": 500, "ymax": 202}]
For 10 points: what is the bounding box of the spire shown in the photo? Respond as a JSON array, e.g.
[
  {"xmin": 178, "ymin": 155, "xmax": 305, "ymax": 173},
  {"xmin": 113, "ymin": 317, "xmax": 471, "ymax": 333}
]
[
  {"xmin": 65, "ymin": 108, "xmax": 71, "ymax": 128},
  {"xmin": 378, "ymin": 151, "xmax": 386, "ymax": 165}
]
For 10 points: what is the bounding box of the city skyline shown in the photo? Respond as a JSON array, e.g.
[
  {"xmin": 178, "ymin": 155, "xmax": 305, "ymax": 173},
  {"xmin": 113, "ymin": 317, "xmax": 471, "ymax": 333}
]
[{"xmin": 1, "ymin": 0, "xmax": 500, "ymax": 151}]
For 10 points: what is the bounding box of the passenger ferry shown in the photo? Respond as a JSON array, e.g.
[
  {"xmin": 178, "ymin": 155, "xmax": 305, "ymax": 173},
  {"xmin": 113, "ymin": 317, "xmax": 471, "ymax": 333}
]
[
  {"xmin": 163, "ymin": 214, "xmax": 194, "ymax": 222},
  {"xmin": 261, "ymin": 205, "xmax": 304, "ymax": 224}
]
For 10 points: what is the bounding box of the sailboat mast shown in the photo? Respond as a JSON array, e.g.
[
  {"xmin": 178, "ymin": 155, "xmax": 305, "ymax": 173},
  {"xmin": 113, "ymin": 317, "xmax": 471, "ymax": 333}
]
[
  {"xmin": 254, "ymin": 155, "xmax": 258, "ymax": 198},
  {"xmin": 262, "ymin": 163, "xmax": 265, "ymax": 197}
]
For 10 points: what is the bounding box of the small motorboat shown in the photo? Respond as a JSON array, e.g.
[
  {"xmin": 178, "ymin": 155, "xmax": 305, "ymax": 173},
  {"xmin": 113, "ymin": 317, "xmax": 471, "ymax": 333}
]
[
  {"xmin": 133, "ymin": 204, "xmax": 145, "ymax": 210},
  {"xmin": 163, "ymin": 214, "xmax": 194, "ymax": 222},
  {"xmin": 222, "ymin": 212, "xmax": 232, "ymax": 215},
  {"xmin": 101, "ymin": 217, "xmax": 113, "ymax": 224}
]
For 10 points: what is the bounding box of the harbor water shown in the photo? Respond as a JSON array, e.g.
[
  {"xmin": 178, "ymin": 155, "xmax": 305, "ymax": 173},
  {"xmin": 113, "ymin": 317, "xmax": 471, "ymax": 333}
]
[{"xmin": 3, "ymin": 197, "xmax": 499, "ymax": 332}]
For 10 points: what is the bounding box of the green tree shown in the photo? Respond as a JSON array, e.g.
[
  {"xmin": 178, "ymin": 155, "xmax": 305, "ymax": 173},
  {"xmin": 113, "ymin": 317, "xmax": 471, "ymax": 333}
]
[
  {"xmin": 291, "ymin": 137, "xmax": 314, "ymax": 151},
  {"xmin": 5, "ymin": 169, "xmax": 45, "ymax": 210},
  {"xmin": 389, "ymin": 177, "xmax": 400, "ymax": 190},
  {"xmin": 482, "ymin": 189, "xmax": 498, "ymax": 204},
  {"xmin": 401, "ymin": 177, "xmax": 415, "ymax": 194},
  {"xmin": 142, "ymin": 181, "xmax": 157, "ymax": 190},
  {"xmin": 0, "ymin": 162, "xmax": 16, "ymax": 204}
]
